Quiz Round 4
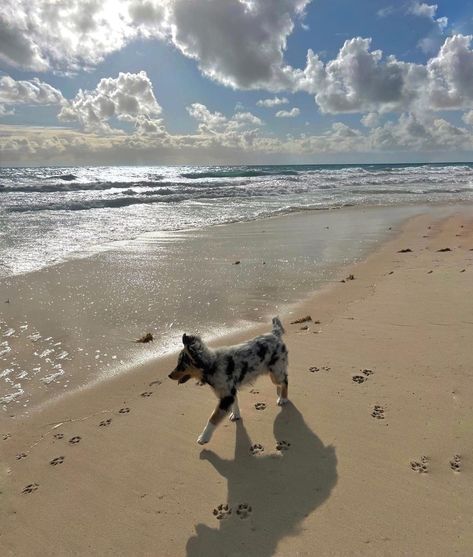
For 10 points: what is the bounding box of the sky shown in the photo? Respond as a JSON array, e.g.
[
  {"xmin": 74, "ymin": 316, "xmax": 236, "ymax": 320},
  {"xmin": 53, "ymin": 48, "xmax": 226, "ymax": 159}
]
[{"xmin": 1, "ymin": 0, "xmax": 473, "ymax": 166}]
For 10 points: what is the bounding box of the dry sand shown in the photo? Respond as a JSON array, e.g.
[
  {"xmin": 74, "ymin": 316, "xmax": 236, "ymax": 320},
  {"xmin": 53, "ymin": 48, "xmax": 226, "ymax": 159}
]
[{"xmin": 1, "ymin": 211, "xmax": 473, "ymax": 556}]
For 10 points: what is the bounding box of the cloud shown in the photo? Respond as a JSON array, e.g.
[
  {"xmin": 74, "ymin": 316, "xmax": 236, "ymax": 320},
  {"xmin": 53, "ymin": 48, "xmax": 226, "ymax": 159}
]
[
  {"xmin": 58, "ymin": 71, "xmax": 163, "ymax": 134},
  {"xmin": 426, "ymin": 35, "xmax": 473, "ymax": 109},
  {"xmin": 168, "ymin": 0, "xmax": 311, "ymax": 89},
  {"xmin": 368, "ymin": 112, "xmax": 470, "ymax": 152},
  {"xmin": 186, "ymin": 103, "xmax": 263, "ymax": 149},
  {"xmin": 361, "ymin": 112, "xmax": 380, "ymax": 128},
  {"xmin": 0, "ymin": 75, "xmax": 64, "ymax": 116},
  {"xmin": 257, "ymin": 96, "xmax": 289, "ymax": 107},
  {"xmin": 233, "ymin": 111, "xmax": 263, "ymax": 126},
  {"xmin": 462, "ymin": 110, "xmax": 473, "ymax": 126},
  {"xmin": 0, "ymin": 0, "xmax": 167, "ymax": 72},
  {"xmin": 377, "ymin": 6, "xmax": 396, "ymax": 18},
  {"xmin": 0, "ymin": 12, "xmax": 49, "ymax": 71},
  {"xmin": 407, "ymin": 2, "xmax": 448, "ymax": 54},
  {"xmin": 0, "ymin": 0, "xmax": 310, "ymax": 91},
  {"xmin": 2, "ymin": 108, "xmax": 473, "ymax": 166},
  {"xmin": 275, "ymin": 107, "xmax": 300, "ymax": 117},
  {"xmin": 294, "ymin": 38, "xmax": 418, "ymax": 113},
  {"xmin": 408, "ymin": 2, "xmax": 438, "ymax": 19},
  {"xmin": 293, "ymin": 34, "xmax": 473, "ymax": 114}
]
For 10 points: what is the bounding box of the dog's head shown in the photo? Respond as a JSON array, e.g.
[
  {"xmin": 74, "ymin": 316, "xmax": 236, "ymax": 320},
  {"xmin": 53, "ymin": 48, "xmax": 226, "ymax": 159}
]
[{"xmin": 168, "ymin": 334, "xmax": 208, "ymax": 384}]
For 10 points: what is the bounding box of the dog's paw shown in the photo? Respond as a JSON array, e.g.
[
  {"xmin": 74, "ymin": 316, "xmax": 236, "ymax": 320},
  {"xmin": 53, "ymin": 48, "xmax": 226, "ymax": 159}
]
[
  {"xmin": 229, "ymin": 412, "xmax": 241, "ymax": 422},
  {"xmin": 197, "ymin": 423, "xmax": 215, "ymax": 445},
  {"xmin": 277, "ymin": 397, "xmax": 288, "ymax": 406}
]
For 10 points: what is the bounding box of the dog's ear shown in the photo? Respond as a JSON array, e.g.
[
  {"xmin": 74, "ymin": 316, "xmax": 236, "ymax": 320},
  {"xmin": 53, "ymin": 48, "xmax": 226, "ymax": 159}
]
[
  {"xmin": 183, "ymin": 333, "xmax": 198, "ymax": 346},
  {"xmin": 182, "ymin": 335, "xmax": 206, "ymax": 368}
]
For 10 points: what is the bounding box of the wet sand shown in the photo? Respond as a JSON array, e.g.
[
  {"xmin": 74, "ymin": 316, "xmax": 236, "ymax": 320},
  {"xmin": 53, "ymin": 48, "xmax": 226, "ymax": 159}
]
[
  {"xmin": 0, "ymin": 203, "xmax": 454, "ymax": 412},
  {"xmin": 1, "ymin": 209, "xmax": 473, "ymax": 556}
]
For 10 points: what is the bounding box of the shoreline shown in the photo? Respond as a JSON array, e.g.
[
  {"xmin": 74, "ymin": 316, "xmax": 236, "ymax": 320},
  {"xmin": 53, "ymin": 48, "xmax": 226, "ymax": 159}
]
[
  {"xmin": 1, "ymin": 198, "xmax": 470, "ymax": 282},
  {"xmin": 1, "ymin": 202, "xmax": 472, "ymax": 416},
  {"xmin": 1, "ymin": 208, "xmax": 473, "ymax": 555}
]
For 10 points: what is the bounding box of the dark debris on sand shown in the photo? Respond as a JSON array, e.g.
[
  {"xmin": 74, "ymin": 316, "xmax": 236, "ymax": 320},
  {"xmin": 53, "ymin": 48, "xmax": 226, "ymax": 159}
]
[
  {"xmin": 136, "ymin": 333, "xmax": 153, "ymax": 343},
  {"xmin": 290, "ymin": 315, "xmax": 312, "ymax": 324}
]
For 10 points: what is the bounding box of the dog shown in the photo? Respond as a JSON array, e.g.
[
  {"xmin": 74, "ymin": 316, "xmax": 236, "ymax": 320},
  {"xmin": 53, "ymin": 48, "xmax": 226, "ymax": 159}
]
[{"xmin": 168, "ymin": 317, "xmax": 288, "ymax": 444}]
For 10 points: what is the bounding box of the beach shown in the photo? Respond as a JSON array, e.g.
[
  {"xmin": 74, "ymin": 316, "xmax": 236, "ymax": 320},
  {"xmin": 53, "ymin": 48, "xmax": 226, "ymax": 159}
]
[{"xmin": 1, "ymin": 207, "xmax": 472, "ymax": 556}]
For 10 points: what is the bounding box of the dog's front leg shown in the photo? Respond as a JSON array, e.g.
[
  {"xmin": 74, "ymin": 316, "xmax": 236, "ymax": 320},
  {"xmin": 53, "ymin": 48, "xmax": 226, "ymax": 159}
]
[
  {"xmin": 197, "ymin": 395, "xmax": 234, "ymax": 445},
  {"xmin": 229, "ymin": 395, "xmax": 241, "ymax": 421}
]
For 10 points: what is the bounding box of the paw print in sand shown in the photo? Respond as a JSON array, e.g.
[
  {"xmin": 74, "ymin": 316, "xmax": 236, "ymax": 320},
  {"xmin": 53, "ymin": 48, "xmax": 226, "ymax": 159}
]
[
  {"xmin": 249, "ymin": 389, "xmax": 259, "ymax": 395},
  {"xmin": 236, "ymin": 503, "xmax": 252, "ymax": 519},
  {"xmin": 50, "ymin": 456, "xmax": 65, "ymax": 466},
  {"xmin": 99, "ymin": 418, "xmax": 112, "ymax": 427},
  {"xmin": 16, "ymin": 452, "xmax": 27, "ymax": 460},
  {"xmin": 371, "ymin": 405, "xmax": 385, "ymax": 419},
  {"xmin": 309, "ymin": 365, "xmax": 330, "ymax": 373},
  {"xmin": 276, "ymin": 440, "xmax": 291, "ymax": 451},
  {"xmin": 140, "ymin": 391, "xmax": 153, "ymax": 397},
  {"xmin": 352, "ymin": 375, "xmax": 366, "ymax": 384},
  {"xmin": 450, "ymin": 454, "xmax": 461, "ymax": 472},
  {"xmin": 53, "ymin": 433, "xmax": 64, "ymax": 440},
  {"xmin": 69, "ymin": 436, "xmax": 81, "ymax": 445},
  {"xmin": 213, "ymin": 504, "xmax": 232, "ymax": 520},
  {"xmin": 249, "ymin": 443, "xmax": 264, "ymax": 456},
  {"xmin": 362, "ymin": 369, "xmax": 374, "ymax": 376},
  {"xmin": 22, "ymin": 483, "xmax": 39, "ymax": 494},
  {"xmin": 410, "ymin": 456, "xmax": 429, "ymax": 473},
  {"xmin": 119, "ymin": 407, "xmax": 130, "ymax": 414},
  {"xmin": 254, "ymin": 402, "xmax": 266, "ymax": 411}
]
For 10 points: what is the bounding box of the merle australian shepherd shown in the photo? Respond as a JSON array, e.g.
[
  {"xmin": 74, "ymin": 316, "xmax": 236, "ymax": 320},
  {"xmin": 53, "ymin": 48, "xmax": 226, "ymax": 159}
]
[{"xmin": 168, "ymin": 317, "xmax": 288, "ymax": 444}]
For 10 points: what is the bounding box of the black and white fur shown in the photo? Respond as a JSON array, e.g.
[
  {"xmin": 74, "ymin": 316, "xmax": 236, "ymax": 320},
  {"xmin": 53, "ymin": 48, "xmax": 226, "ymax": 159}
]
[{"xmin": 168, "ymin": 317, "xmax": 288, "ymax": 444}]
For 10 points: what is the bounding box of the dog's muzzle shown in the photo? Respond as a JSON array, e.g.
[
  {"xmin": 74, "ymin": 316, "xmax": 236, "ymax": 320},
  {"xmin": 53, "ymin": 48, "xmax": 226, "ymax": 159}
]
[{"xmin": 168, "ymin": 371, "xmax": 191, "ymax": 384}]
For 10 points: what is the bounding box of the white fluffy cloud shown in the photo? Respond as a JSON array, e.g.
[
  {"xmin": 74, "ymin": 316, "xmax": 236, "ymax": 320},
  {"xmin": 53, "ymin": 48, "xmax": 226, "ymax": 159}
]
[
  {"xmin": 58, "ymin": 71, "xmax": 163, "ymax": 134},
  {"xmin": 409, "ymin": 2, "xmax": 437, "ymax": 19},
  {"xmin": 168, "ymin": 0, "xmax": 310, "ymax": 89},
  {"xmin": 0, "ymin": 75, "xmax": 64, "ymax": 115},
  {"xmin": 2, "ymin": 108, "xmax": 473, "ymax": 166},
  {"xmin": 361, "ymin": 112, "xmax": 380, "ymax": 128},
  {"xmin": 0, "ymin": 0, "xmax": 468, "ymax": 123},
  {"xmin": 293, "ymin": 34, "xmax": 473, "ymax": 115},
  {"xmin": 275, "ymin": 107, "xmax": 300, "ymax": 118},
  {"xmin": 462, "ymin": 110, "xmax": 473, "ymax": 126},
  {"xmin": 426, "ymin": 35, "xmax": 473, "ymax": 109},
  {"xmin": 0, "ymin": 1, "xmax": 169, "ymax": 72},
  {"xmin": 186, "ymin": 103, "xmax": 263, "ymax": 150},
  {"xmin": 408, "ymin": 1, "xmax": 447, "ymax": 29},
  {"xmin": 257, "ymin": 96, "xmax": 289, "ymax": 107},
  {"xmin": 406, "ymin": 2, "xmax": 448, "ymax": 55},
  {"xmin": 293, "ymin": 38, "xmax": 418, "ymax": 113},
  {"xmin": 0, "ymin": 0, "xmax": 309, "ymax": 90}
]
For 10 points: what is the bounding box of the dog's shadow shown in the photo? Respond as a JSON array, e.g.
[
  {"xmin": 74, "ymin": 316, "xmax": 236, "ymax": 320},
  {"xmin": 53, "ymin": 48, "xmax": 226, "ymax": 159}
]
[{"xmin": 186, "ymin": 402, "xmax": 338, "ymax": 556}]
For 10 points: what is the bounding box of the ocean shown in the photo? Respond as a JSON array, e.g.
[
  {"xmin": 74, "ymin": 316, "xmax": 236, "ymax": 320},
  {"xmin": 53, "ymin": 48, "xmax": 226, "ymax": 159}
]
[
  {"xmin": 1, "ymin": 162, "xmax": 472, "ymax": 411},
  {"xmin": 1, "ymin": 163, "xmax": 473, "ymax": 277}
]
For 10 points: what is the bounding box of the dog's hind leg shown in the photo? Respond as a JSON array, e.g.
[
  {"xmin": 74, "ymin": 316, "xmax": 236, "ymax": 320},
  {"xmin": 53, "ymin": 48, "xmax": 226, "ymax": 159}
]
[
  {"xmin": 270, "ymin": 370, "xmax": 289, "ymax": 406},
  {"xmin": 229, "ymin": 395, "xmax": 241, "ymax": 421},
  {"xmin": 197, "ymin": 395, "xmax": 234, "ymax": 445},
  {"xmin": 278, "ymin": 377, "xmax": 289, "ymax": 406}
]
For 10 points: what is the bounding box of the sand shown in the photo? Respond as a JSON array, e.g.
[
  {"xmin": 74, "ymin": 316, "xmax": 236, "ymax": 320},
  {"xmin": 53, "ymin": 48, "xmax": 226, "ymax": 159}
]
[
  {"xmin": 1, "ymin": 210, "xmax": 473, "ymax": 556},
  {"xmin": 1, "ymin": 203, "xmax": 442, "ymax": 411}
]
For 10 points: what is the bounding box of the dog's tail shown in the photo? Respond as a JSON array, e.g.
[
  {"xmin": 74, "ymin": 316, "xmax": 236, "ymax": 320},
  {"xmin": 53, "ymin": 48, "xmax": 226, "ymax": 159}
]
[{"xmin": 272, "ymin": 316, "xmax": 285, "ymax": 337}]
